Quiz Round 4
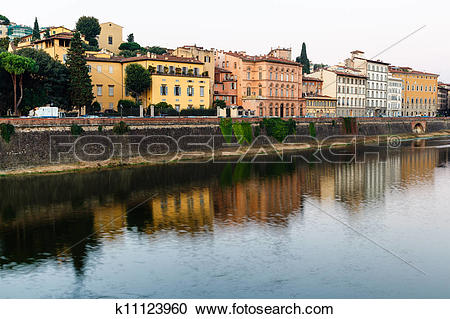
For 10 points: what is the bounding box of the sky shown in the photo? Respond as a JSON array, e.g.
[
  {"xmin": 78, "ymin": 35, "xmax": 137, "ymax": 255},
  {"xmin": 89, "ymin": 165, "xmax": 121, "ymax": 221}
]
[{"xmin": 3, "ymin": 0, "xmax": 450, "ymax": 82}]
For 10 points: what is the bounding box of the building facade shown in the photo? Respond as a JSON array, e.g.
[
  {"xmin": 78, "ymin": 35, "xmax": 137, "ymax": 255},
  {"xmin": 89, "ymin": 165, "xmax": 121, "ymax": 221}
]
[
  {"xmin": 310, "ymin": 66, "xmax": 366, "ymax": 117},
  {"xmin": 437, "ymin": 83, "xmax": 449, "ymax": 115},
  {"xmin": 86, "ymin": 53, "xmax": 210, "ymax": 111},
  {"xmin": 98, "ymin": 22, "xmax": 123, "ymax": 55},
  {"xmin": 11, "ymin": 31, "xmax": 86, "ymax": 63},
  {"xmin": 0, "ymin": 25, "xmax": 8, "ymax": 38},
  {"xmin": 389, "ymin": 66, "xmax": 439, "ymax": 117},
  {"xmin": 345, "ymin": 50, "xmax": 389, "ymax": 116},
  {"xmin": 302, "ymin": 76, "xmax": 336, "ymax": 117},
  {"xmin": 387, "ymin": 74, "xmax": 402, "ymax": 117},
  {"xmin": 7, "ymin": 24, "xmax": 32, "ymax": 39},
  {"xmin": 214, "ymin": 68, "xmax": 237, "ymax": 106},
  {"xmin": 214, "ymin": 49, "xmax": 304, "ymax": 117},
  {"xmin": 172, "ymin": 45, "xmax": 214, "ymax": 107}
]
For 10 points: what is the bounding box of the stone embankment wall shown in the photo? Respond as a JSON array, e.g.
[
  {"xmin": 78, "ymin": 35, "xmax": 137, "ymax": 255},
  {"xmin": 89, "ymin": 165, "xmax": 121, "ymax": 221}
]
[{"xmin": 0, "ymin": 117, "xmax": 448, "ymax": 171}]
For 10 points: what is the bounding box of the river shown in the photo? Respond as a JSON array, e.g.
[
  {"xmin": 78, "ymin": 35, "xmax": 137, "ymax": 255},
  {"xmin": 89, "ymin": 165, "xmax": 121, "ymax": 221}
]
[{"xmin": 0, "ymin": 137, "xmax": 449, "ymax": 298}]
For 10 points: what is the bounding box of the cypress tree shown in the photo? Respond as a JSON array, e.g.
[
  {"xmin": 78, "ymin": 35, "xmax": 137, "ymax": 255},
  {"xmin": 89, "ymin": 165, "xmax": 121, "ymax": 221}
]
[
  {"xmin": 66, "ymin": 32, "xmax": 94, "ymax": 113},
  {"xmin": 32, "ymin": 17, "xmax": 40, "ymax": 41},
  {"xmin": 296, "ymin": 42, "xmax": 310, "ymax": 74}
]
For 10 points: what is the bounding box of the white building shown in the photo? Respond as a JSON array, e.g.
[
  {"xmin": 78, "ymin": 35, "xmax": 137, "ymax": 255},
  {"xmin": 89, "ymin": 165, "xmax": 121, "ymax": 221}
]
[
  {"xmin": 387, "ymin": 74, "xmax": 402, "ymax": 117},
  {"xmin": 310, "ymin": 65, "xmax": 366, "ymax": 117},
  {"xmin": 346, "ymin": 50, "xmax": 389, "ymax": 117}
]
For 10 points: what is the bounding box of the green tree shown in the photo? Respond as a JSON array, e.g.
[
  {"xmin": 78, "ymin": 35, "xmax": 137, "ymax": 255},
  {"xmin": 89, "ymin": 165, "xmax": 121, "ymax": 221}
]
[
  {"xmin": 75, "ymin": 16, "xmax": 101, "ymax": 48},
  {"xmin": 213, "ymin": 99, "xmax": 226, "ymax": 108},
  {"xmin": 127, "ymin": 33, "xmax": 134, "ymax": 43},
  {"xmin": 32, "ymin": 17, "xmax": 40, "ymax": 41},
  {"xmin": 66, "ymin": 32, "xmax": 93, "ymax": 113},
  {"xmin": 0, "ymin": 37, "xmax": 9, "ymax": 52},
  {"xmin": 17, "ymin": 48, "xmax": 70, "ymax": 111},
  {"xmin": 125, "ymin": 63, "xmax": 151, "ymax": 105},
  {"xmin": 0, "ymin": 15, "xmax": 10, "ymax": 25},
  {"xmin": 296, "ymin": 42, "xmax": 310, "ymax": 74},
  {"xmin": 146, "ymin": 46, "xmax": 167, "ymax": 55},
  {"xmin": 119, "ymin": 42, "xmax": 141, "ymax": 51},
  {"xmin": 118, "ymin": 49, "xmax": 137, "ymax": 58},
  {"xmin": 43, "ymin": 28, "xmax": 50, "ymax": 39},
  {"xmin": 0, "ymin": 52, "xmax": 37, "ymax": 115}
]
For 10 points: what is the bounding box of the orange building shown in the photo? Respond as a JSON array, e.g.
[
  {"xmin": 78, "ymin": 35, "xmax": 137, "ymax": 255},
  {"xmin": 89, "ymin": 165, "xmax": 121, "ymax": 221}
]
[
  {"xmin": 389, "ymin": 66, "xmax": 439, "ymax": 117},
  {"xmin": 214, "ymin": 49, "xmax": 304, "ymax": 117}
]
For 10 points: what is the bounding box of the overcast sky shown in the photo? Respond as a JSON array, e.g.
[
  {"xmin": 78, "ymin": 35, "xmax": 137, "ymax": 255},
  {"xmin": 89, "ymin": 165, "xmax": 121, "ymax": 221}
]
[{"xmin": 4, "ymin": 0, "xmax": 450, "ymax": 81}]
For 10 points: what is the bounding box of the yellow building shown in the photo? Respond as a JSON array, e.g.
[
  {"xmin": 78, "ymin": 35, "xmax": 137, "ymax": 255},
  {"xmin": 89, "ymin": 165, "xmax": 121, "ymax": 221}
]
[
  {"xmin": 11, "ymin": 27, "xmax": 87, "ymax": 63},
  {"xmin": 86, "ymin": 53, "xmax": 211, "ymax": 111},
  {"xmin": 389, "ymin": 66, "xmax": 439, "ymax": 116},
  {"xmin": 16, "ymin": 26, "xmax": 72, "ymax": 48},
  {"xmin": 304, "ymin": 96, "xmax": 337, "ymax": 117},
  {"xmin": 98, "ymin": 22, "xmax": 123, "ymax": 55},
  {"xmin": 172, "ymin": 45, "xmax": 215, "ymax": 106}
]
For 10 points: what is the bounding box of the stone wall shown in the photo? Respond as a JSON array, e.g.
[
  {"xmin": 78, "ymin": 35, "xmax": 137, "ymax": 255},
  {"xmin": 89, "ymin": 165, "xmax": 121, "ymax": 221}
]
[{"xmin": 0, "ymin": 117, "xmax": 448, "ymax": 171}]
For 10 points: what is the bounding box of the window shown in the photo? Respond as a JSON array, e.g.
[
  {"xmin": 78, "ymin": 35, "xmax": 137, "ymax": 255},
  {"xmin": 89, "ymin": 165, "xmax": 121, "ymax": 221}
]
[
  {"xmin": 108, "ymin": 36, "xmax": 113, "ymax": 45},
  {"xmin": 187, "ymin": 86, "xmax": 194, "ymax": 96},
  {"xmin": 88, "ymin": 65, "xmax": 92, "ymax": 72},
  {"xmin": 160, "ymin": 85, "xmax": 168, "ymax": 96},
  {"xmin": 108, "ymin": 85, "xmax": 114, "ymax": 97},
  {"xmin": 174, "ymin": 85, "xmax": 181, "ymax": 96},
  {"xmin": 109, "ymin": 102, "xmax": 113, "ymax": 110},
  {"xmin": 97, "ymin": 65, "xmax": 102, "ymax": 73},
  {"xmin": 108, "ymin": 66, "xmax": 113, "ymax": 74},
  {"xmin": 200, "ymin": 86, "xmax": 204, "ymax": 97},
  {"xmin": 246, "ymin": 87, "xmax": 251, "ymax": 96},
  {"xmin": 247, "ymin": 72, "xmax": 250, "ymax": 80},
  {"xmin": 97, "ymin": 85, "xmax": 102, "ymax": 96}
]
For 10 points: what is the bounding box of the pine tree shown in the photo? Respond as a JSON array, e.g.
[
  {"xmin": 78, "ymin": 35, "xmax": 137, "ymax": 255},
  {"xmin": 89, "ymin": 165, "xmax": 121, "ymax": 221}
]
[
  {"xmin": 127, "ymin": 33, "xmax": 134, "ymax": 43},
  {"xmin": 66, "ymin": 32, "xmax": 94, "ymax": 113},
  {"xmin": 32, "ymin": 17, "xmax": 40, "ymax": 41},
  {"xmin": 296, "ymin": 42, "xmax": 310, "ymax": 74}
]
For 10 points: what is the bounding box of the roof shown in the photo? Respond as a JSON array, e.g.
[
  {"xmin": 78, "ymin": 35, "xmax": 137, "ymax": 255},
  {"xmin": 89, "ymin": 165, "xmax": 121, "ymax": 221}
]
[
  {"xmin": 86, "ymin": 53, "xmax": 204, "ymax": 65},
  {"xmin": 124, "ymin": 54, "xmax": 203, "ymax": 64},
  {"xmin": 326, "ymin": 66, "xmax": 367, "ymax": 79},
  {"xmin": 222, "ymin": 51, "xmax": 300, "ymax": 66},
  {"xmin": 305, "ymin": 95, "xmax": 337, "ymax": 100},
  {"xmin": 31, "ymin": 32, "xmax": 75, "ymax": 44},
  {"xmin": 100, "ymin": 22, "xmax": 123, "ymax": 28},
  {"xmin": 215, "ymin": 67, "xmax": 232, "ymax": 73},
  {"xmin": 303, "ymin": 76, "xmax": 323, "ymax": 82},
  {"xmin": 389, "ymin": 66, "xmax": 439, "ymax": 77},
  {"xmin": 353, "ymin": 56, "xmax": 390, "ymax": 65}
]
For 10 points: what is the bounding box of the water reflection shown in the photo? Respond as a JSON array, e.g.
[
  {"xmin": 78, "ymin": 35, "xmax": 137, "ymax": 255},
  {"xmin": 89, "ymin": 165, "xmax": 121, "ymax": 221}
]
[{"xmin": 0, "ymin": 138, "xmax": 449, "ymax": 297}]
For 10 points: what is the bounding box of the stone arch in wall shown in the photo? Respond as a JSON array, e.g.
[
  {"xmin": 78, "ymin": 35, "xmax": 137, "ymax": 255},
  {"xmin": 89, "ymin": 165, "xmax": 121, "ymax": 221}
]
[{"xmin": 412, "ymin": 121, "xmax": 426, "ymax": 134}]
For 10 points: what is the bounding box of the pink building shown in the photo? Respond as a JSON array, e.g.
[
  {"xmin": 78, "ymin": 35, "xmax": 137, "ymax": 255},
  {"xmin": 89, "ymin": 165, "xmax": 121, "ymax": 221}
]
[
  {"xmin": 214, "ymin": 50, "xmax": 304, "ymax": 117},
  {"xmin": 214, "ymin": 68, "xmax": 237, "ymax": 106}
]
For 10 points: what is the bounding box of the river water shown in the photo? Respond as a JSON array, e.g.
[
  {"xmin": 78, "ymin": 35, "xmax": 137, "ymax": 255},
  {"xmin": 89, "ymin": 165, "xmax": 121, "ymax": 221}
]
[{"xmin": 0, "ymin": 137, "xmax": 449, "ymax": 298}]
